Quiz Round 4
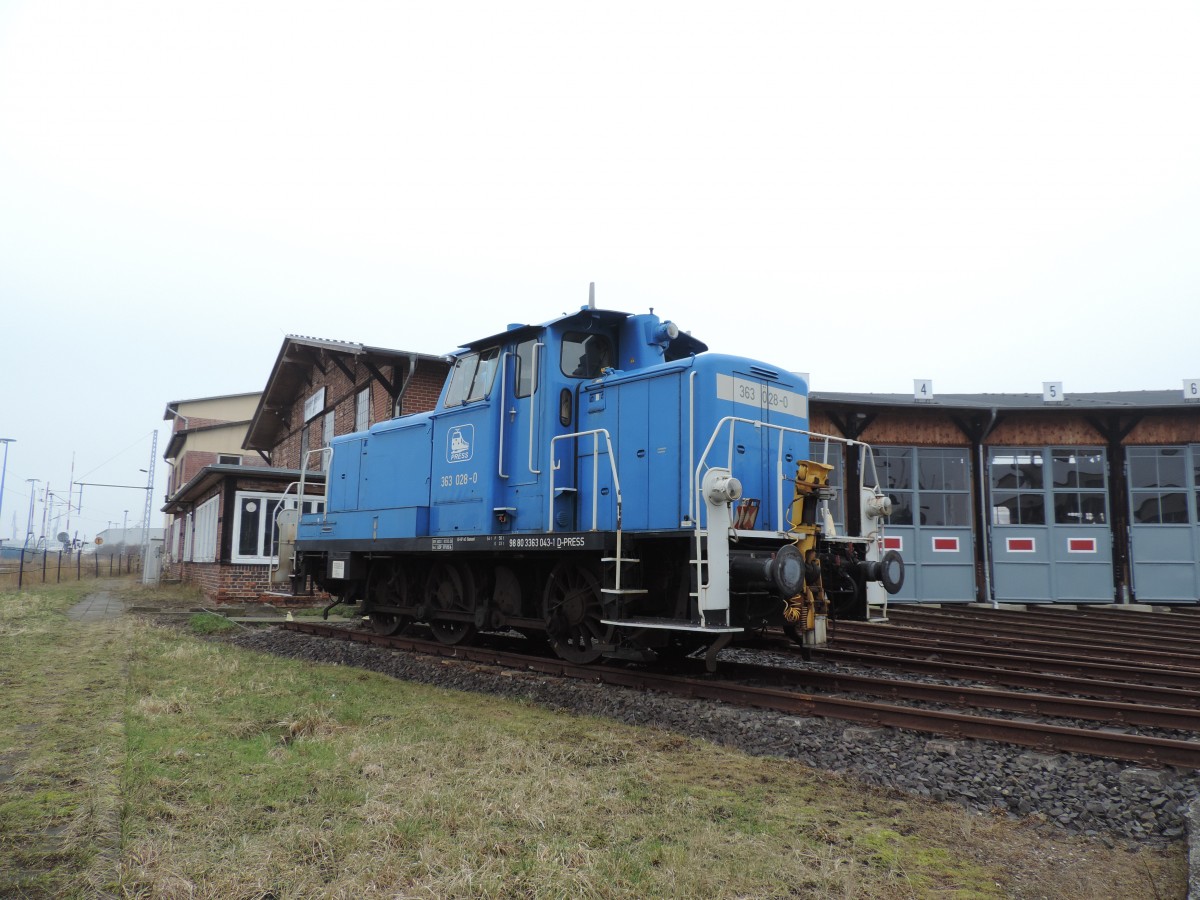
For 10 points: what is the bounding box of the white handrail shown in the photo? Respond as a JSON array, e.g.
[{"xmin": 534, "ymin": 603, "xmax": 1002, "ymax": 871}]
[
  {"xmin": 528, "ymin": 342, "xmax": 544, "ymax": 476},
  {"xmin": 690, "ymin": 417, "xmax": 866, "ymax": 601},
  {"xmin": 497, "ymin": 350, "xmax": 511, "ymax": 480},
  {"xmin": 267, "ymin": 479, "xmax": 302, "ymax": 583},
  {"xmin": 547, "ymin": 428, "xmax": 622, "ymax": 533},
  {"xmin": 297, "ymin": 446, "xmax": 332, "ymax": 524}
]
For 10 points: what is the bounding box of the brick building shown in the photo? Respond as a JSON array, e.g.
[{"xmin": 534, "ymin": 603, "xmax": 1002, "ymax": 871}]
[
  {"xmin": 162, "ymin": 337, "xmax": 448, "ymax": 602},
  {"xmin": 161, "ymin": 392, "xmax": 267, "ymax": 572}
]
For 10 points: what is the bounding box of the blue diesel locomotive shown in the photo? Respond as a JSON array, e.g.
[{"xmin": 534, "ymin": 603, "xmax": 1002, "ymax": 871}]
[{"xmin": 289, "ymin": 300, "xmax": 902, "ymax": 666}]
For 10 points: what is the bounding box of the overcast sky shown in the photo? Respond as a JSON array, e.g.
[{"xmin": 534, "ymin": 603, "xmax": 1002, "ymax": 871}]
[{"xmin": 1, "ymin": 1, "xmax": 1197, "ymax": 544}]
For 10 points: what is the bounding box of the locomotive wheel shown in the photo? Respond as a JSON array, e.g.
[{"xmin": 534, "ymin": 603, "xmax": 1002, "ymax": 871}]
[
  {"xmin": 542, "ymin": 561, "xmax": 611, "ymax": 664},
  {"xmin": 425, "ymin": 561, "xmax": 477, "ymax": 645},
  {"xmin": 366, "ymin": 561, "xmax": 410, "ymax": 636}
]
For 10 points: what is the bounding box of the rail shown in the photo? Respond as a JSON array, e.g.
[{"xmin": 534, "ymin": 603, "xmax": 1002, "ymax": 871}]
[{"xmin": 283, "ymin": 621, "xmax": 1200, "ymax": 770}]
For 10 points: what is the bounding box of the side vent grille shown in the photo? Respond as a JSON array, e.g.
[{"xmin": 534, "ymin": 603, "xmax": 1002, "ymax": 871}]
[{"xmin": 749, "ymin": 366, "xmax": 779, "ymax": 380}]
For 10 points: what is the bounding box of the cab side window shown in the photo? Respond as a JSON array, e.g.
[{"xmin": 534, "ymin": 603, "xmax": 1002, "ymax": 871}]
[
  {"xmin": 515, "ymin": 340, "xmax": 537, "ymax": 398},
  {"xmin": 560, "ymin": 332, "xmax": 613, "ymax": 379}
]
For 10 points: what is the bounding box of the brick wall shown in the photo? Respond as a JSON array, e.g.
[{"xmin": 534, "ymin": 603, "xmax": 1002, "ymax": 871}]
[
  {"xmin": 400, "ymin": 363, "xmax": 447, "ymax": 415},
  {"xmin": 271, "ymin": 354, "xmax": 449, "ymax": 467},
  {"xmin": 178, "ymin": 560, "xmax": 329, "ymax": 604}
]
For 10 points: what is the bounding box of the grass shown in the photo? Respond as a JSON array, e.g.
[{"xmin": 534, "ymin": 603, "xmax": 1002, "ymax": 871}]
[
  {"xmin": 187, "ymin": 611, "xmax": 240, "ymax": 634},
  {"xmin": 0, "ymin": 579, "xmax": 1187, "ymax": 898}
]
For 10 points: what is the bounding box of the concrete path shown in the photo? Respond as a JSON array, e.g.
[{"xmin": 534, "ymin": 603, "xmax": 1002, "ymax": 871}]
[{"xmin": 66, "ymin": 591, "xmax": 126, "ymax": 622}]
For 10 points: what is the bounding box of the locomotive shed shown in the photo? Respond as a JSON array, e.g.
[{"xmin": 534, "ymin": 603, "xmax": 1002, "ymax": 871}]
[{"xmin": 205, "ymin": 606, "xmax": 1200, "ymax": 846}]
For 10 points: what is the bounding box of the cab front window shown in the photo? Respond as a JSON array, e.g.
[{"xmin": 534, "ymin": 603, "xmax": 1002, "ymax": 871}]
[
  {"xmin": 444, "ymin": 347, "xmax": 500, "ymax": 407},
  {"xmin": 561, "ymin": 332, "xmax": 613, "ymax": 379}
]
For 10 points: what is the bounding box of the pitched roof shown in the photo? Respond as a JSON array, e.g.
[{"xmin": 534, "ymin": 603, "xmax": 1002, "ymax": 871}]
[{"xmin": 243, "ymin": 335, "xmax": 445, "ymax": 452}]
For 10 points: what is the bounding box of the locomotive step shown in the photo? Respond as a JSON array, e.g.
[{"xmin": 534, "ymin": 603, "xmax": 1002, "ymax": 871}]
[
  {"xmin": 599, "ymin": 615, "xmax": 742, "ymax": 633},
  {"xmin": 601, "ymin": 587, "xmax": 649, "ymax": 596},
  {"xmin": 600, "ymin": 557, "xmax": 641, "ymax": 565}
]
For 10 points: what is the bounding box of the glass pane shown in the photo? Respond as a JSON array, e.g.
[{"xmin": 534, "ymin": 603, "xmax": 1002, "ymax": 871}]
[
  {"xmin": 1054, "ymin": 492, "xmax": 1081, "ymax": 524},
  {"xmin": 991, "ymin": 452, "xmax": 1042, "ymax": 490},
  {"xmin": 1076, "ymin": 452, "xmax": 1105, "ymax": 489},
  {"xmin": 1131, "ymin": 492, "xmax": 1162, "ymax": 524},
  {"xmin": 561, "ymin": 332, "xmax": 614, "ymax": 378},
  {"xmin": 1018, "ymin": 493, "xmax": 1045, "ymax": 525},
  {"xmin": 944, "ymin": 493, "xmax": 971, "ymax": 527},
  {"xmin": 1079, "ymin": 493, "xmax": 1107, "ymax": 525},
  {"xmin": 467, "ymin": 348, "xmax": 499, "ymax": 402},
  {"xmin": 941, "ymin": 450, "xmax": 969, "ymax": 492},
  {"xmin": 238, "ymin": 498, "xmax": 260, "ymax": 557},
  {"xmin": 991, "ymin": 493, "xmax": 1018, "ymax": 525},
  {"xmin": 515, "ymin": 340, "xmax": 535, "ymax": 398},
  {"xmin": 444, "ymin": 354, "xmax": 479, "ymax": 407},
  {"xmin": 887, "ymin": 491, "xmax": 914, "ymax": 525},
  {"xmin": 261, "ymin": 499, "xmax": 282, "ymax": 557},
  {"xmin": 1051, "ymin": 449, "xmax": 1076, "ymax": 488},
  {"xmin": 917, "ymin": 452, "xmax": 942, "ymax": 491},
  {"xmin": 1129, "ymin": 453, "xmax": 1159, "ymax": 489},
  {"xmin": 878, "ymin": 448, "xmax": 912, "ymax": 490},
  {"xmin": 1159, "ymin": 454, "xmax": 1186, "ymax": 489},
  {"xmin": 1160, "ymin": 493, "xmax": 1188, "ymax": 524}
]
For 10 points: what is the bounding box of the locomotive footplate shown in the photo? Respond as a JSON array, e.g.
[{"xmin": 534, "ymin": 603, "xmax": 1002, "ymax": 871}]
[{"xmin": 598, "ymin": 615, "xmax": 742, "ymax": 634}]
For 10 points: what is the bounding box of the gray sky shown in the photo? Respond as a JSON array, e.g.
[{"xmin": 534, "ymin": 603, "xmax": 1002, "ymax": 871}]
[{"xmin": 1, "ymin": 1, "xmax": 1197, "ymax": 544}]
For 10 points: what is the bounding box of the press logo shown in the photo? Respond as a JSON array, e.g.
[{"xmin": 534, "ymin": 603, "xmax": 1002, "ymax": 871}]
[{"xmin": 447, "ymin": 425, "xmax": 473, "ymax": 463}]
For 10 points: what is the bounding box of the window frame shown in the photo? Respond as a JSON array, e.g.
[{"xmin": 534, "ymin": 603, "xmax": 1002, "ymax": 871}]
[
  {"xmin": 1129, "ymin": 446, "xmax": 1191, "ymax": 525},
  {"xmin": 191, "ymin": 495, "xmax": 218, "ymax": 563},
  {"xmin": 355, "ymin": 387, "xmax": 371, "ymax": 432},
  {"xmin": 230, "ymin": 490, "xmax": 326, "ymax": 564},
  {"xmin": 560, "ymin": 331, "xmax": 614, "ymax": 379}
]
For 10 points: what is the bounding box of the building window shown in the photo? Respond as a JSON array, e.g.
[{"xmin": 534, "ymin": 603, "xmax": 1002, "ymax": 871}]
[
  {"xmin": 1050, "ymin": 448, "xmax": 1107, "ymax": 525},
  {"xmin": 300, "ymin": 425, "xmax": 310, "ymax": 470},
  {"xmin": 990, "ymin": 449, "xmax": 1046, "ymax": 525},
  {"xmin": 231, "ymin": 491, "xmax": 326, "ymax": 564},
  {"xmin": 217, "ymin": 454, "xmax": 242, "ymax": 466},
  {"xmin": 183, "ymin": 513, "xmax": 194, "ymax": 562},
  {"xmin": 1130, "ymin": 446, "xmax": 1190, "ymax": 524},
  {"xmin": 324, "ymin": 410, "xmax": 335, "ymax": 447},
  {"xmin": 916, "ymin": 448, "xmax": 971, "ymax": 527},
  {"xmin": 875, "ymin": 446, "xmax": 971, "ymax": 527},
  {"xmin": 355, "ymin": 387, "xmax": 370, "ymax": 431},
  {"xmin": 191, "ymin": 495, "xmax": 219, "ymax": 563}
]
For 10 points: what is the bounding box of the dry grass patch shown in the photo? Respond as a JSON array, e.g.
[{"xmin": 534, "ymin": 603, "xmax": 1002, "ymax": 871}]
[
  {"xmin": 0, "ymin": 581, "xmax": 1187, "ymax": 898},
  {"xmin": 0, "ymin": 581, "xmax": 128, "ymax": 898}
]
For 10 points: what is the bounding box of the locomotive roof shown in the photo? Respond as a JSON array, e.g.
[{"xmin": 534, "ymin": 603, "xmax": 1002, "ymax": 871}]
[
  {"xmin": 458, "ymin": 307, "xmax": 633, "ymax": 351},
  {"xmin": 457, "ymin": 307, "xmax": 709, "ymax": 360}
]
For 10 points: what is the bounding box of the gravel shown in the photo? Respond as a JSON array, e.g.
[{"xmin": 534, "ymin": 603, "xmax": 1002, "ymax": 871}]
[{"xmin": 225, "ymin": 624, "xmax": 1200, "ymax": 845}]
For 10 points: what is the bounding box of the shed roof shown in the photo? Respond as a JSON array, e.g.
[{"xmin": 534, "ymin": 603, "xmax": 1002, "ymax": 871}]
[{"xmin": 810, "ymin": 390, "xmax": 1195, "ymax": 413}]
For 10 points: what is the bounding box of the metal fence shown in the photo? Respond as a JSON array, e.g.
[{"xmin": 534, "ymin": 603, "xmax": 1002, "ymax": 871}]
[{"xmin": 0, "ymin": 550, "xmax": 143, "ymax": 590}]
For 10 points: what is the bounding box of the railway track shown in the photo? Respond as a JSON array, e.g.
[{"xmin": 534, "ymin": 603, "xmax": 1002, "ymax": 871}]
[{"xmin": 281, "ymin": 620, "xmax": 1200, "ymax": 770}]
